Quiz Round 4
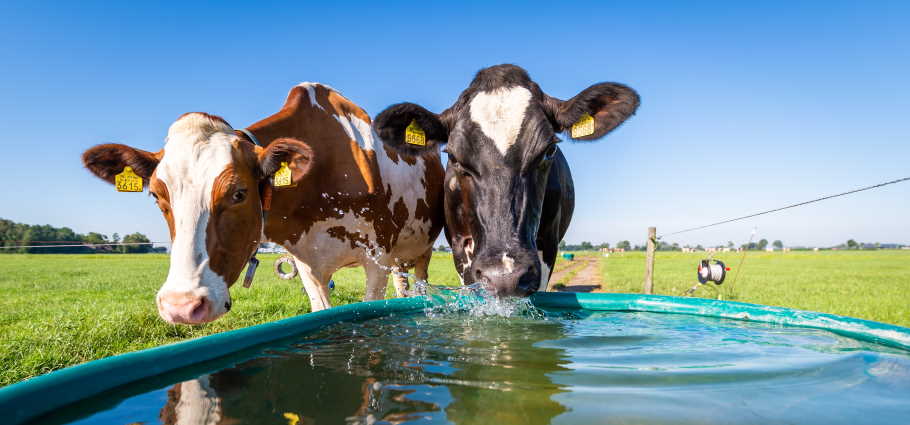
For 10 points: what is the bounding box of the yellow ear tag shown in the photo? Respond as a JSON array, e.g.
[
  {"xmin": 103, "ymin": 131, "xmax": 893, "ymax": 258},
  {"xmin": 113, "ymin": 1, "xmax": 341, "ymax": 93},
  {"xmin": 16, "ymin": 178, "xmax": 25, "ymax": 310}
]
[
  {"xmin": 114, "ymin": 166, "xmax": 143, "ymax": 192},
  {"xmin": 283, "ymin": 412, "xmax": 300, "ymax": 425},
  {"xmin": 570, "ymin": 113, "xmax": 595, "ymax": 138},
  {"xmin": 404, "ymin": 119, "xmax": 426, "ymax": 146},
  {"xmin": 273, "ymin": 161, "xmax": 293, "ymax": 187}
]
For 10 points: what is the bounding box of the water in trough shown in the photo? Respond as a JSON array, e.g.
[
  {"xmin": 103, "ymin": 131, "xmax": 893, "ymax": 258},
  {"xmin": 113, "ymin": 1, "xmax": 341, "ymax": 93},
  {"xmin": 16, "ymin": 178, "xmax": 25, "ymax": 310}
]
[{"xmin": 37, "ymin": 293, "xmax": 910, "ymax": 425}]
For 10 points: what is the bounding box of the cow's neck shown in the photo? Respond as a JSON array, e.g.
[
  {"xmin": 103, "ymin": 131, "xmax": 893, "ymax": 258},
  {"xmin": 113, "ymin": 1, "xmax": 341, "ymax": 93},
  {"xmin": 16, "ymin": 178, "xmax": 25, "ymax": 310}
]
[{"xmin": 244, "ymin": 108, "xmax": 308, "ymax": 148}]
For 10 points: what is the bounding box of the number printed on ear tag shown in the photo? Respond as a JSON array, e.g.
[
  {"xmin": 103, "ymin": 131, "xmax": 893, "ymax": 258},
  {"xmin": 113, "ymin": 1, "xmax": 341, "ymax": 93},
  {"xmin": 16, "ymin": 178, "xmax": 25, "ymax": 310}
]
[
  {"xmin": 115, "ymin": 166, "xmax": 143, "ymax": 192},
  {"xmin": 405, "ymin": 119, "xmax": 426, "ymax": 146},
  {"xmin": 273, "ymin": 162, "xmax": 292, "ymax": 187},
  {"xmin": 570, "ymin": 113, "xmax": 595, "ymax": 138}
]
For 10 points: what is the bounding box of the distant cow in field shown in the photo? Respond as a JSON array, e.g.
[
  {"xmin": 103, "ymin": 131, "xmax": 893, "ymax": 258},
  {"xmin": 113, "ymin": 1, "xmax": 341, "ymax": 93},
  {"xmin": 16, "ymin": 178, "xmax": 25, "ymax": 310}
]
[
  {"xmin": 83, "ymin": 83, "xmax": 444, "ymax": 323},
  {"xmin": 375, "ymin": 64, "xmax": 638, "ymax": 296}
]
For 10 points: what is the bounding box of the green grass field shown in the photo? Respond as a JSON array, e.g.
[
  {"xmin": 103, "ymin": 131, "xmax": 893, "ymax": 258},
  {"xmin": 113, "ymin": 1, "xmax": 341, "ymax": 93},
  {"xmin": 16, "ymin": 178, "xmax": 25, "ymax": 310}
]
[
  {"xmin": 600, "ymin": 250, "xmax": 910, "ymax": 326},
  {"xmin": 1, "ymin": 250, "xmax": 908, "ymax": 386}
]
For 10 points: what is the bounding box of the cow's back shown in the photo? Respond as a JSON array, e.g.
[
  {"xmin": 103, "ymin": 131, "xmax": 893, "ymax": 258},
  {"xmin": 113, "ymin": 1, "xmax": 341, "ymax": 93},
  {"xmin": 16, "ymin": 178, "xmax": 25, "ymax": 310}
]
[{"xmin": 249, "ymin": 83, "xmax": 443, "ymax": 268}]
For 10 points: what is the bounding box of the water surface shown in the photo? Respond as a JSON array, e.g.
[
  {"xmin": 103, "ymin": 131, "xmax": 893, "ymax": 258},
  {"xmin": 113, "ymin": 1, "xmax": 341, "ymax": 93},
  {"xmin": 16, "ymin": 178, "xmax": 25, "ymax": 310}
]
[{"xmin": 43, "ymin": 308, "xmax": 910, "ymax": 425}]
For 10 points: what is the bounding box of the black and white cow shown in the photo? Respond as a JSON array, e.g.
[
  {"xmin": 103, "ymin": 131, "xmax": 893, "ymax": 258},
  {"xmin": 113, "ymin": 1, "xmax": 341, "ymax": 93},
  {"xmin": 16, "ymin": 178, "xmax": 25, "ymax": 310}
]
[{"xmin": 375, "ymin": 64, "xmax": 639, "ymax": 296}]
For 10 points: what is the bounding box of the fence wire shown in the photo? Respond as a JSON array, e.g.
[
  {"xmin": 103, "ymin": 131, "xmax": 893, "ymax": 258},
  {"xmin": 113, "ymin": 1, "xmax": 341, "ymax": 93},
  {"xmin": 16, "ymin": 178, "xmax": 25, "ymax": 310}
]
[{"xmin": 658, "ymin": 176, "xmax": 910, "ymax": 240}]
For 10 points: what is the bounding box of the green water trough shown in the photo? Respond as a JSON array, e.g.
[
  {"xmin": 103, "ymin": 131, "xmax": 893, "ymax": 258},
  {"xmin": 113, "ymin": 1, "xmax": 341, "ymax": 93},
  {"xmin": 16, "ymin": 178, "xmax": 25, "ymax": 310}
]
[{"xmin": 2, "ymin": 293, "xmax": 909, "ymax": 424}]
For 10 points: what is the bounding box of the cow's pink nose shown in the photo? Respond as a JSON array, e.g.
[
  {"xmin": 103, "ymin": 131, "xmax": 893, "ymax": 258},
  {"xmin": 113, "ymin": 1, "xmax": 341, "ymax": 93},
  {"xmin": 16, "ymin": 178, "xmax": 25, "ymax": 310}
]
[{"xmin": 157, "ymin": 292, "xmax": 211, "ymax": 324}]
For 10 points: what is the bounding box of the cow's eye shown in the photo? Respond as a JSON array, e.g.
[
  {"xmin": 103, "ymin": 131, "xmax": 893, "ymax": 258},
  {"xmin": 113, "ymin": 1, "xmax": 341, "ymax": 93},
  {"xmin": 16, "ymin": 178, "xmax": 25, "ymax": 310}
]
[
  {"xmin": 152, "ymin": 196, "xmax": 170, "ymax": 214},
  {"xmin": 232, "ymin": 189, "xmax": 247, "ymax": 204},
  {"xmin": 149, "ymin": 191, "xmax": 159, "ymax": 201}
]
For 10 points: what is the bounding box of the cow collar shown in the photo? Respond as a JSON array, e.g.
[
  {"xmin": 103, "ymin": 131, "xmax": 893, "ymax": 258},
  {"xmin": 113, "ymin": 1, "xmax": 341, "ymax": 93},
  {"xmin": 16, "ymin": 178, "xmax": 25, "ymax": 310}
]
[
  {"xmin": 241, "ymin": 127, "xmax": 272, "ymax": 289},
  {"xmin": 237, "ymin": 127, "xmax": 271, "ymax": 232},
  {"xmin": 238, "ymin": 127, "xmax": 264, "ymax": 147},
  {"xmin": 244, "ymin": 184, "xmax": 274, "ymax": 289}
]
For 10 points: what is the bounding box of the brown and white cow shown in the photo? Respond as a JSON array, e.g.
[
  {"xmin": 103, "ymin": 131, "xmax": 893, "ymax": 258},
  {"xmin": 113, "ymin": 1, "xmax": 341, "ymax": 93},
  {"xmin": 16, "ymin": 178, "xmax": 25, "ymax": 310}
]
[{"xmin": 83, "ymin": 83, "xmax": 444, "ymax": 324}]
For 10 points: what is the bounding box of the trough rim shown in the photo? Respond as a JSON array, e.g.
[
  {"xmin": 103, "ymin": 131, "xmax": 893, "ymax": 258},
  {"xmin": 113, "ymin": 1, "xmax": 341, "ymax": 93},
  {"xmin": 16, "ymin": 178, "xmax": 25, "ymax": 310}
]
[{"xmin": 2, "ymin": 292, "xmax": 909, "ymax": 425}]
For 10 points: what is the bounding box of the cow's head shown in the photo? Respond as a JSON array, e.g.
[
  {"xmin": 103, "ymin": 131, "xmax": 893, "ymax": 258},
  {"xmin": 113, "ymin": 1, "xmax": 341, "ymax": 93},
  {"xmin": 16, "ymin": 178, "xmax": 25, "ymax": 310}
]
[
  {"xmin": 375, "ymin": 64, "xmax": 638, "ymax": 296},
  {"xmin": 82, "ymin": 113, "xmax": 314, "ymax": 324}
]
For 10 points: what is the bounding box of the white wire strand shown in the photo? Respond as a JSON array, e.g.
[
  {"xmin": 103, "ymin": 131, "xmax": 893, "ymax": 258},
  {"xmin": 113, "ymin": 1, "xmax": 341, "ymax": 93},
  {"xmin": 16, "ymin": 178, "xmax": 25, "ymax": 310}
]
[{"xmin": 658, "ymin": 176, "xmax": 910, "ymax": 240}]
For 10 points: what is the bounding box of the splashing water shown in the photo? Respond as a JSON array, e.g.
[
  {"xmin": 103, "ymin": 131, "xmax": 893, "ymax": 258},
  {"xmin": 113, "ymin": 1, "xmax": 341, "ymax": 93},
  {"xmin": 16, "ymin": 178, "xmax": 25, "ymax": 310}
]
[
  {"xmin": 350, "ymin": 236, "xmax": 541, "ymax": 320},
  {"xmin": 394, "ymin": 272, "xmax": 544, "ymax": 319},
  {"xmin": 449, "ymin": 290, "xmax": 543, "ymax": 319}
]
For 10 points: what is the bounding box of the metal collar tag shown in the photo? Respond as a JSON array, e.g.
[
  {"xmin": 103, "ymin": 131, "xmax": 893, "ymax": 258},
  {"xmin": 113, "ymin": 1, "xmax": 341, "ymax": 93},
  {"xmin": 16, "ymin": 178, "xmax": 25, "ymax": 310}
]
[{"xmin": 243, "ymin": 256, "xmax": 260, "ymax": 288}]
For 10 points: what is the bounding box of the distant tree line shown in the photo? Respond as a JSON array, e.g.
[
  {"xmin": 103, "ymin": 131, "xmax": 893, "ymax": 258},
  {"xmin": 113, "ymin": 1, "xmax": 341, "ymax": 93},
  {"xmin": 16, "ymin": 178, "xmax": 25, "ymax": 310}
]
[
  {"xmin": 558, "ymin": 237, "xmax": 904, "ymax": 252},
  {"xmin": 0, "ymin": 218, "xmax": 159, "ymax": 254},
  {"xmin": 560, "ymin": 240, "xmax": 633, "ymax": 251},
  {"xmin": 835, "ymin": 239, "xmax": 901, "ymax": 250}
]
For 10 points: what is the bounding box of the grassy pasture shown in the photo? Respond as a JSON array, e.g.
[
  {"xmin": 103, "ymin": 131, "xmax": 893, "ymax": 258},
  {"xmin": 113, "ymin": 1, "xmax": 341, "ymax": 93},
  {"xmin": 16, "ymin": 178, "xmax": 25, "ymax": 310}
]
[
  {"xmin": 600, "ymin": 250, "xmax": 910, "ymax": 327},
  {"xmin": 1, "ymin": 250, "xmax": 908, "ymax": 386},
  {"xmin": 0, "ymin": 253, "xmax": 460, "ymax": 387}
]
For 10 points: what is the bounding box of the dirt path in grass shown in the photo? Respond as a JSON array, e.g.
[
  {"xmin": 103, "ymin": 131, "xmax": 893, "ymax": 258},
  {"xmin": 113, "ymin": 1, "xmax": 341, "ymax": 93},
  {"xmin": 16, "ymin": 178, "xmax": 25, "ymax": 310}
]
[
  {"xmin": 547, "ymin": 259, "xmax": 584, "ymax": 286},
  {"xmin": 548, "ymin": 256, "xmax": 603, "ymax": 293}
]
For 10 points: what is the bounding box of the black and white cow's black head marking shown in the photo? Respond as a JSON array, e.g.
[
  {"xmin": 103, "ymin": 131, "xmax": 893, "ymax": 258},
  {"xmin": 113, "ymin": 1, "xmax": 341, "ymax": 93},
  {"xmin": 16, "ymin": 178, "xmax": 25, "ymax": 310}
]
[{"xmin": 376, "ymin": 64, "xmax": 639, "ymax": 297}]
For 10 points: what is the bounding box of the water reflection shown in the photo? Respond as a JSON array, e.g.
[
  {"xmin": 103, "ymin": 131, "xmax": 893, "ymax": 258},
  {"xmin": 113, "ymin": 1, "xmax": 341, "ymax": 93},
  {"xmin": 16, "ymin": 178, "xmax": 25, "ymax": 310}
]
[
  {"xmin": 157, "ymin": 314, "xmax": 572, "ymax": 425},
  {"xmin": 158, "ymin": 352, "xmax": 371, "ymax": 424},
  {"xmin": 440, "ymin": 318, "xmax": 570, "ymax": 424},
  {"xmin": 159, "ymin": 377, "xmax": 223, "ymax": 425}
]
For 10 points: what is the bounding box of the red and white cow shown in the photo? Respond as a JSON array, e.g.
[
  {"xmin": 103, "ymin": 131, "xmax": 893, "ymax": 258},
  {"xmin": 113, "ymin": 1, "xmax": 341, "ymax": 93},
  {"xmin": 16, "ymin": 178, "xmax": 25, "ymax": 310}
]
[{"xmin": 83, "ymin": 83, "xmax": 444, "ymax": 324}]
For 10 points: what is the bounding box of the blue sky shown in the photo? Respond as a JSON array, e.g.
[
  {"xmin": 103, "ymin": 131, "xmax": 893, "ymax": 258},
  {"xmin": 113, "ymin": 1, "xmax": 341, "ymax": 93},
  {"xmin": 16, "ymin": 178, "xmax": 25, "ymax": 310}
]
[{"xmin": 1, "ymin": 1, "xmax": 907, "ymax": 248}]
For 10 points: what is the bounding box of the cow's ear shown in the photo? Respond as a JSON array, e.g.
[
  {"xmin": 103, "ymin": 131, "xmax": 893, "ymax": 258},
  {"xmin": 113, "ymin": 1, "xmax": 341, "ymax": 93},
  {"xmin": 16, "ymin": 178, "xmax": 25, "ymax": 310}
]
[
  {"xmin": 374, "ymin": 102, "xmax": 448, "ymax": 155},
  {"xmin": 82, "ymin": 144, "xmax": 160, "ymax": 186},
  {"xmin": 551, "ymin": 83, "xmax": 640, "ymax": 141},
  {"xmin": 257, "ymin": 138, "xmax": 315, "ymax": 186}
]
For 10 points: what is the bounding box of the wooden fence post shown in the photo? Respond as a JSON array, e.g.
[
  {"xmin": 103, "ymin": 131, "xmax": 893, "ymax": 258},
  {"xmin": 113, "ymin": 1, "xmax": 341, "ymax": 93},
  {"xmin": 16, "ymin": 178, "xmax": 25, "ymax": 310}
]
[{"xmin": 643, "ymin": 227, "xmax": 656, "ymax": 294}]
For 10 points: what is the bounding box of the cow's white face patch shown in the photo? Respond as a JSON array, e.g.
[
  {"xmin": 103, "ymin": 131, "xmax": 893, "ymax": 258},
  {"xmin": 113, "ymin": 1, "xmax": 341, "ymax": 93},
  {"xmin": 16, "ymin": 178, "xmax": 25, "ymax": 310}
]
[
  {"xmin": 155, "ymin": 113, "xmax": 235, "ymax": 319},
  {"xmin": 469, "ymin": 86, "xmax": 532, "ymax": 156}
]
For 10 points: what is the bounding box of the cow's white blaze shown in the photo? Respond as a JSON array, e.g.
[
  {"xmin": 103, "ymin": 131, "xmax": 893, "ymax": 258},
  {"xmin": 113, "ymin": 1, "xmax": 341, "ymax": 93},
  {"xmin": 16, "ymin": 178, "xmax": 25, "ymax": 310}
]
[
  {"xmin": 469, "ymin": 86, "xmax": 532, "ymax": 156},
  {"xmin": 538, "ymin": 250, "xmax": 550, "ymax": 292},
  {"xmin": 155, "ymin": 113, "xmax": 235, "ymax": 320}
]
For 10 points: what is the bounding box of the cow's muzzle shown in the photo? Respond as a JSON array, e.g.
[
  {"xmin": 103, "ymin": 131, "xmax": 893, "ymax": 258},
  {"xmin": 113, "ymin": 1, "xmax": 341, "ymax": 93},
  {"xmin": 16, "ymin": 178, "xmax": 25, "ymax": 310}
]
[
  {"xmin": 157, "ymin": 291, "xmax": 216, "ymax": 324},
  {"xmin": 469, "ymin": 251, "xmax": 540, "ymax": 297}
]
